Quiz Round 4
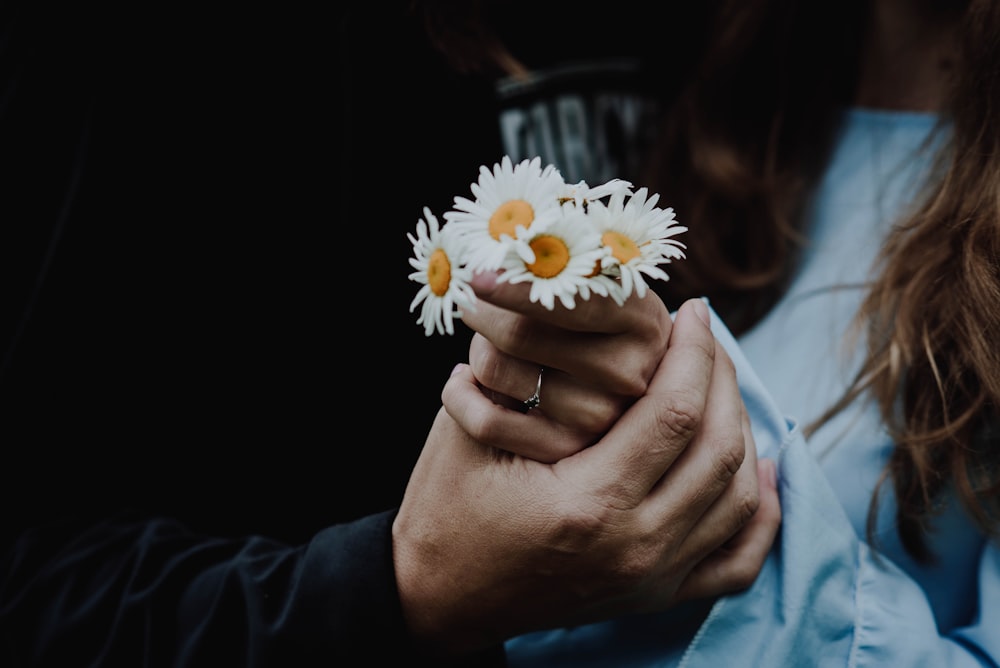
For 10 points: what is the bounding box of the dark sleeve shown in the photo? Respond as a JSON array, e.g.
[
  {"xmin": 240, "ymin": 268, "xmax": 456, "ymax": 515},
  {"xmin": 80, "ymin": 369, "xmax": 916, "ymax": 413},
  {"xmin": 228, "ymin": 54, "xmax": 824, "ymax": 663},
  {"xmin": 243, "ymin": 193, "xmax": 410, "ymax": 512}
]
[
  {"xmin": 1, "ymin": 4, "xmax": 505, "ymax": 666},
  {"xmin": 0, "ymin": 510, "xmax": 506, "ymax": 666}
]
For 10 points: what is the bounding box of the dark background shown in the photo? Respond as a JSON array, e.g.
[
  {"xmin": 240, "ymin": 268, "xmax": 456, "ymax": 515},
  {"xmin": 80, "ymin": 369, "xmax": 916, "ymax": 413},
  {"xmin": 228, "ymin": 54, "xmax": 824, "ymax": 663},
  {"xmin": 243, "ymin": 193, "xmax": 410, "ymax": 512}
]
[
  {"xmin": 1, "ymin": 1, "xmax": 699, "ymax": 544},
  {"xmin": 1, "ymin": 2, "xmax": 499, "ymax": 543}
]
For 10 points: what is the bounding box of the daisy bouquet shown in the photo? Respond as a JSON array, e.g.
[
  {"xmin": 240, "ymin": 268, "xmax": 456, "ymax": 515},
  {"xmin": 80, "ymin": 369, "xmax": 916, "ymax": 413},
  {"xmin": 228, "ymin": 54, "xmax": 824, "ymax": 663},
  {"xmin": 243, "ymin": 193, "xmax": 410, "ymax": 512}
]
[{"xmin": 408, "ymin": 155, "xmax": 687, "ymax": 336}]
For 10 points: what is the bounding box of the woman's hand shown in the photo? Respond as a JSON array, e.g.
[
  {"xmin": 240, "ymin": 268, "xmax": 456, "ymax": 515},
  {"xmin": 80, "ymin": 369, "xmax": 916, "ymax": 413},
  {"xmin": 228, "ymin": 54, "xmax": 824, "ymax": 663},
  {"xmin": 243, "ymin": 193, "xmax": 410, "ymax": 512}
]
[
  {"xmin": 455, "ymin": 270, "xmax": 673, "ymax": 461},
  {"xmin": 393, "ymin": 299, "xmax": 781, "ymax": 658}
]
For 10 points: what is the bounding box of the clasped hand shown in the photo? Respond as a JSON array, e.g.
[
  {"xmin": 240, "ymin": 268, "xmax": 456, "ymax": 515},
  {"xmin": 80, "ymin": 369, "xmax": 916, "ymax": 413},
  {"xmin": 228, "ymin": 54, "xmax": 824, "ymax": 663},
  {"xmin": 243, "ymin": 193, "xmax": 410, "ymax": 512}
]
[{"xmin": 392, "ymin": 271, "xmax": 781, "ymax": 658}]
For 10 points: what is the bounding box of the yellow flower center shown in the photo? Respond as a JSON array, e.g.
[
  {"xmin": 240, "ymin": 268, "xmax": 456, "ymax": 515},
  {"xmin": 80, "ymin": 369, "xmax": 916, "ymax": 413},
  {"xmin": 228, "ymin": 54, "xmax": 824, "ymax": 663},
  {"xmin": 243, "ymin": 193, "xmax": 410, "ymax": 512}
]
[
  {"xmin": 602, "ymin": 230, "xmax": 641, "ymax": 264},
  {"xmin": 427, "ymin": 248, "xmax": 452, "ymax": 296},
  {"xmin": 489, "ymin": 199, "xmax": 534, "ymax": 240},
  {"xmin": 527, "ymin": 235, "xmax": 570, "ymax": 278}
]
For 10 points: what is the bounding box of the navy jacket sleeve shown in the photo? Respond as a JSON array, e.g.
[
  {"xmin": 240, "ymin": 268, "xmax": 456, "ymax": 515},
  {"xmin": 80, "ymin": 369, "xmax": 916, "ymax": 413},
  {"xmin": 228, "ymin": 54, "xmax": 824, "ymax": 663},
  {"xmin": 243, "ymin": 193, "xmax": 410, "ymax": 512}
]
[
  {"xmin": 0, "ymin": 3, "xmax": 503, "ymax": 665},
  {"xmin": 1, "ymin": 510, "xmax": 505, "ymax": 666}
]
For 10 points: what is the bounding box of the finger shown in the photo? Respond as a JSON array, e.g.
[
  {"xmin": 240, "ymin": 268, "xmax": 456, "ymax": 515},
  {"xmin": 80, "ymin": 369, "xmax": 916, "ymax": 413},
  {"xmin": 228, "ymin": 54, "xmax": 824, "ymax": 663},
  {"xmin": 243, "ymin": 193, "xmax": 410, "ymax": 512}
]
[
  {"xmin": 565, "ymin": 298, "xmax": 718, "ymax": 500},
  {"xmin": 462, "ymin": 297, "xmax": 651, "ymax": 395},
  {"xmin": 468, "ymin": 335, "xmax": 629, "ymax": 434},
  {"xmin": 636, "ymin": 332, "xmax": 751, "ymax": 553},
  {"xmin": 441, "ymin": 364, "xmax": 592, "ymax": 462},
  {"xmin": 657, "ymin": 381, "xmax": 758, "ymax": 560},
  {"xmin": 467, "ymin": 333, "xmax": 545, "ymax": 408},
  {"xmin": 463, "ymin": 274, "xmax": 671, "ymax": 395},
  {"xmin": 469, "ymin": 270, "xmax": 645, "ymax": 334},
  {"xmin": 673, "ymin": 458, "xmax": 782, "ymax": 602}
]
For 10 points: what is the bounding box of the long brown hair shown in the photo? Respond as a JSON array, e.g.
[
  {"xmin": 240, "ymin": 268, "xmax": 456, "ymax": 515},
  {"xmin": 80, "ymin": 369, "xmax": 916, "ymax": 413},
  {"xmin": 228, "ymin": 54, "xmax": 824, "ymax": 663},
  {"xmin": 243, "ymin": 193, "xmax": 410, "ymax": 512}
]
[
  {"xmin": 649, "ymin": 0, "xmax": 1000, "ymax": 560},
  {"xmin": 413, "ymin": 0, "xmax": 1000, "ymax": 559}
]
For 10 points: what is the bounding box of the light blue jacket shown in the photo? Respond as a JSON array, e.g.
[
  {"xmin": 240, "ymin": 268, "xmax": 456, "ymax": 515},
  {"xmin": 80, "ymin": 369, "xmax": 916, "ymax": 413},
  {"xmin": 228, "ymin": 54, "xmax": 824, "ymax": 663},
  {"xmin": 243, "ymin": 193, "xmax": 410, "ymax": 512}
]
[{"xmin": 506, "ymin": 110, "xmax": 999, "ymax": 666}]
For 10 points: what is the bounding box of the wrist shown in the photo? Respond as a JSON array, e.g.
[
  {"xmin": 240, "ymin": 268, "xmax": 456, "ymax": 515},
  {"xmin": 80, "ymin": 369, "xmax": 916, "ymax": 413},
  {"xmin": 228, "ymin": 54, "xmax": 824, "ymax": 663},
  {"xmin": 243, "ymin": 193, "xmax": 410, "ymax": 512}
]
[{"xmin": 391, "ymin": 512, "xmax": 503, "ymax": 658}]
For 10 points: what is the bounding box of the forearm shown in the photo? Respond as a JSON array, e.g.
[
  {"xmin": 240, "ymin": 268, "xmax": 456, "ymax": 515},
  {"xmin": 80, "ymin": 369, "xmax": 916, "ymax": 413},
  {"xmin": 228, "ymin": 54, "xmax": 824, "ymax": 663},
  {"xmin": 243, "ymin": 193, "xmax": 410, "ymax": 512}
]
[{"xmin": 0, "ymin": 510, "xmax": 505, "ymax": 666}]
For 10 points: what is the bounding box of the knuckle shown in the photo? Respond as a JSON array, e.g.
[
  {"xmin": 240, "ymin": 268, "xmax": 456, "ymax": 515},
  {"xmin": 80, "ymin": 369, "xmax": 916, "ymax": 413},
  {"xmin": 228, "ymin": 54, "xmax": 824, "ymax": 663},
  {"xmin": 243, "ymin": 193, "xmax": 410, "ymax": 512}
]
[
  {"xmin": 446, "ymin": 400, "xmax": 505, "ymax": 446},
  {"xmin": 615, "ymin": 543, "xmax": 660, "ymax": 582},
  {"xmin": 440, "ymin": 373, "xmax": 466, "ymax": 409},
  {"xmin": 598, "ymin": 521, "xmax": 666, "ymax": 584},
  {"xmin": 733, "ymin": 484, "xmax": 761, "ymax": 526},
  {"xmin": 547, "ymin": 503, "xmax": 649, "ymax": 573},
  {"xmin": 459, "ymin": 411, "xmax": 497, "ymax": 444},
  {"xmin": 547, "ymin": 503, "xmax": 612, "ymax": 554},
  {"xmin": 468, "ymin": 337, "xmax": 504, "ymax": 388},
  {"xmin": 653, "ymin": 391, "xmax": 703, "ymax": 442},
  {"xmin": 611, "ymin": 366, "xmax": 650, "ymax": 397},
  {"xmin": 560, "ymin": 506, "xmax": 608, "ymax": 537},
  {"xmin": 713, "ymin": 435, "xmax": 746, "ymax": 484},
  {"xmin": 597, "ymin": 351, "xmax": 655, "ymax": 397},
  {"xmin": 571, "ymin": 398, "xmax": 624, "ymax": 436},
  {"xmin": 600, "ymin": 348, "xmax": 664, "ymax": 398},
  {"xmin": 595, "ymin": 301, "xmax": 671, "ymax": 397}
]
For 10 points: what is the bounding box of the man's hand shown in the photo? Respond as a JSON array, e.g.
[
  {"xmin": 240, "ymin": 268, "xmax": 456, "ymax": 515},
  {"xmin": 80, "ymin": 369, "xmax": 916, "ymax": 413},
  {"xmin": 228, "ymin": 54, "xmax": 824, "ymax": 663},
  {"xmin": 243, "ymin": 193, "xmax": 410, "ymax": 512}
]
[{"xmin": 393, "ymin": 299, "xmax": 781, "ymax": 657}]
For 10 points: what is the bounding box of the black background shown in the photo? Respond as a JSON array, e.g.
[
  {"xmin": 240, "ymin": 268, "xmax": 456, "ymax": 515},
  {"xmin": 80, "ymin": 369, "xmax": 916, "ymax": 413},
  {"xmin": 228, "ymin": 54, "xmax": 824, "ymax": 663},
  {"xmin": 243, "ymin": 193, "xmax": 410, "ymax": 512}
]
[{"xmin": 1, "ymin": 0, "xmax": 697, "ymax": 543}]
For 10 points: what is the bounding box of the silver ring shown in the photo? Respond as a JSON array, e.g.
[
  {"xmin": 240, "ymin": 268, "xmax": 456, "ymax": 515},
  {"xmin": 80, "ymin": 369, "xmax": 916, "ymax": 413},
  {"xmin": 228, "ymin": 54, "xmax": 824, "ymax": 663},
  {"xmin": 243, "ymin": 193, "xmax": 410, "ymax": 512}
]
[{"xmin": 522, "ymin": 367, "xmax": 544, "ymax": 412}]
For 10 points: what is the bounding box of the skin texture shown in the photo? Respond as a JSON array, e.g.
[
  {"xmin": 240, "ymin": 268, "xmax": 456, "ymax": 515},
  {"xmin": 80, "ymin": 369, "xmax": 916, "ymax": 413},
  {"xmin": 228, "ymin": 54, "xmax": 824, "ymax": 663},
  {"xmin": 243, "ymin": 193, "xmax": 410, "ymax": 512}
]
[
  {"xmin": 393, "ymin": 296, "xmax": 781, "ymax": 657},
  {"xmin": 458, "ymin": 270, "xmax": 675, "ymax": 460}
]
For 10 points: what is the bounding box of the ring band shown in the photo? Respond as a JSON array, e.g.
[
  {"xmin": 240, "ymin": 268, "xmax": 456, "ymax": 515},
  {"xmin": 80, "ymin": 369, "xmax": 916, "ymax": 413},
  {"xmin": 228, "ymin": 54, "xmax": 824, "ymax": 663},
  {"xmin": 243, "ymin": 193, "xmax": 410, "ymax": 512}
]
[{"xmin": 522, "ymin": 367, "xmax": 544, "ymax": 411}]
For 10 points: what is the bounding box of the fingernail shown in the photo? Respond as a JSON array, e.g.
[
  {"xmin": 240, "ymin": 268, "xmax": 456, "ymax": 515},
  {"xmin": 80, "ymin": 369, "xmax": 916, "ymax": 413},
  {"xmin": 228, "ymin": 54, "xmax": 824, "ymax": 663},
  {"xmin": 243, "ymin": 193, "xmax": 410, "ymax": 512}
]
[
  {"xmin": 450, "ymin": 363, "xmax": 465, "ymax": 377},
  {"xmin": 691, "ymin": 298, "xmax": 711, "ymax": 327},
  {"xmin": 470, "ymin": 270, "xmax": 498, "ymax": 292}
]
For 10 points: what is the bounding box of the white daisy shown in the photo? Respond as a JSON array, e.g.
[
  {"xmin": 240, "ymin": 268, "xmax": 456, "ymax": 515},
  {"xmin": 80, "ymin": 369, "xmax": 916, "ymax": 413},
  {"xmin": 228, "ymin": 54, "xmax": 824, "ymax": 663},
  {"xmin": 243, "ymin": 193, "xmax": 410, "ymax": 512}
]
[
  {"xmin": 443, "ymin": 155, "xmax": 567, "ymax": 272},
  {"xmin": 496, "ymin": 204, "xmax": 610, "ymax": 311},
  {"xmin": 588, "ymin": 187, "xmax": 688, "ymax": 299},
  {"xmin": 407, "ymin": 207, "xmax": 477, "ymax": 336},
  {"xmin": 559, "ymin": 177, "xmax": 634, "ymax": 209}
]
